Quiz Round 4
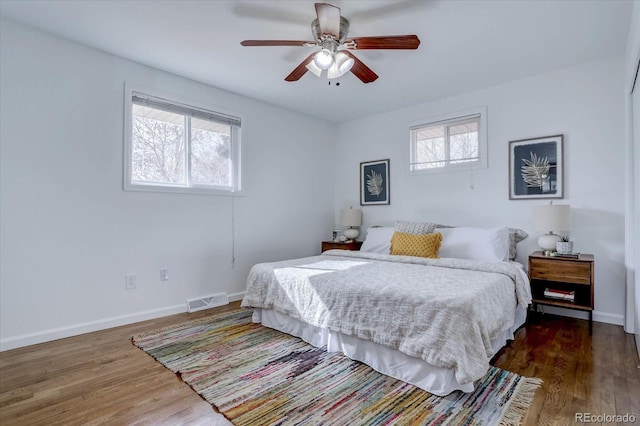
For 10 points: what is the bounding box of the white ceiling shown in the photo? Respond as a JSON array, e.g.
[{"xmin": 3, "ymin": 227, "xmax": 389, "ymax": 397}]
[{"xmin": 0, "ymin": 0, "xmax": 633, "ymax": 123}]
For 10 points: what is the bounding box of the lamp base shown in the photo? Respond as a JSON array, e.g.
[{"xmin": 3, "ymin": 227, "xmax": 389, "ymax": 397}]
[
  {"xmin": 343, "ymin": 228, "xmax": 359, "ymax": 240},
  {"xmin": 538, "ymin": 233, "xmax": 561, "ymax": 255}
]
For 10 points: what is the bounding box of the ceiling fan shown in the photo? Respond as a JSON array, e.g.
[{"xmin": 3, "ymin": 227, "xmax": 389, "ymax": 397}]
[{"xmin": 240, "ymin": 3, "xmax": 420, "ymax": 83}]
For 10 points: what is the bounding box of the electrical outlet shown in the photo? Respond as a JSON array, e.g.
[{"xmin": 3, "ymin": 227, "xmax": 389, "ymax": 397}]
[
  {"xmin": 125, "ymin": 274, "xmax": 137, "ymax": 289},
  {"xmin": 160, "ymin": 269, "xmax": 169, "ymax": 281}
]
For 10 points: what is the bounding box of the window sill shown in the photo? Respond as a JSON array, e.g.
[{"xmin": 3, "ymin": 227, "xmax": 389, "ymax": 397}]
[
  {"xmin": 409, "ymin": 161, "xmax": 486, "ymax": 175},
  {"xmin": 123, "ymin": 183, "xmax": 244, "ymax": 197}
]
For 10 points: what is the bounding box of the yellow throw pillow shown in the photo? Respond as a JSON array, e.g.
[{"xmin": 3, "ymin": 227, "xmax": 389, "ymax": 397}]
[{"xmin": 390, "ymin": 231, "xmax": 442, "ymax": 258}]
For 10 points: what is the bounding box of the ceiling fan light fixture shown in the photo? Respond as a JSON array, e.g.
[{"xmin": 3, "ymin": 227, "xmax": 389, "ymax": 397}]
[
  {"xmin": 327, "ymin": 52, "xmax": 354, "ymax": 79},
  {"xmin": 313, "ymin": 49, "xmax": 334, "ymax": 70},
  {"xmin": 327, "ymin": 63, "xmax": 340, "ymax": 79},
  {"xmin": 305, "ymin": 60, "xmax": 323, "ymax": 77},
  {"xmin": 335, "ymin": 52, "xmax": 354, "ymax": 74}
]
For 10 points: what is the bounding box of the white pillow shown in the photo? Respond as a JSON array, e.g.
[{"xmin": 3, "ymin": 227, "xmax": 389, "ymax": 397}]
[
  {"xmin": 360, "ymin": 227, "xmax": 395, "ymax": 254},
  {"xmin": 438, "ymin": 227, "xmax": 510, "ymax": 262}
]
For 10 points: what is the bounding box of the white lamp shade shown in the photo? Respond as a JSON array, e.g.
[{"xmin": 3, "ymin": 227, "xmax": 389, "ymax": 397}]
[
  {"xmin": 327, "ymin": 52, "xmax": 354, "ymax": 79},
  {"xmin": 305, "ymin": 60, "xmax": 323, "ymax": 77},
  {"xmin": 340, "ymin": 208, "xmax": 362, "ymax": 227},
  {"xmin": 313, "ymin": 49, "xmax": 334, "ymax": 70},
  {"xmin": 338, "ymin": 55, "xmax": 354, "ymax": 74},
  {"xmin": 327, "ymin": 62, "xmax": 341, "ymax": 80},
  {"xmin": 533, "ymin": 204, "xmax": 571, "ymax": 232}
]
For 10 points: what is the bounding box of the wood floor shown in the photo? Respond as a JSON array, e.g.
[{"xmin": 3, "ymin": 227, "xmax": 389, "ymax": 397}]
[
  {"xmin": 494, "ymin": 312, "xmax": 639, "ymax": 425},
  {"xmin": 1, "ymin": 304, "xmax": 638, "ymax": 425}
]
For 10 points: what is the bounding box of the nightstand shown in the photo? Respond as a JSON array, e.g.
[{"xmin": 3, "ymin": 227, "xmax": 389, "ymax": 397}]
[
  {"xmin": 321, "ymin": 240, "xmax": 363, "ymax": 253},
  {"xmin": 528, "ymin": 251, "xmax": 594, "ymax": 334}
]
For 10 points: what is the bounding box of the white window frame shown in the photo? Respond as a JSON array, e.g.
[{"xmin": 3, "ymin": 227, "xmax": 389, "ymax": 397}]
[
  {"xmin": 123, "ymin": 84, "xmax": 243, "ymax": 195},
  {"xmin": 409, "ymin": 106, "xmax": 487, "ymax": 174}
]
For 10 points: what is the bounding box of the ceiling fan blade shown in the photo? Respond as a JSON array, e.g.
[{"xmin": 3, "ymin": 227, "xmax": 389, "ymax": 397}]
[
  {"xmin": 285, "ymin": 54, "xmax": 315, "ymax": 82},
  {"xmin": 343, "ymin": 51, "xmax": 378, "ymax": 84},
  {"xmin": 241, "ymin": 40, "xmax": 314, "ymax": 47},
  {"xmin": 315, "ymin": 3, "xmax": 341, "ymax": 38},
  {"xmin": 344, "ymin": 35, "xmax": 421, "ymax": 50}
]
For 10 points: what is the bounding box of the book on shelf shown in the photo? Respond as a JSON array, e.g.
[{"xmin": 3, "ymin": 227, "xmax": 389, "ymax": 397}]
[{"xmin": 544, "ymin": 288, "xmax": 575, "ymax": 302}]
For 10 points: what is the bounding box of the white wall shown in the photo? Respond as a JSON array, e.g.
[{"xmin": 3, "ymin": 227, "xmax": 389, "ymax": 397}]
[
  {"xmin": 0, "ymin": 20, "xmax": 335, "ymax": 350},
  {"xmin": 334, "ymin": 56, "xmax": 626, "ymax": 325}
]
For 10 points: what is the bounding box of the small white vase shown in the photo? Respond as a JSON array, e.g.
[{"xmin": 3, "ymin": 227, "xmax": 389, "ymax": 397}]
[{"xmin": 556, "ymin": 241, "xmax": 574, "ymax": 254}]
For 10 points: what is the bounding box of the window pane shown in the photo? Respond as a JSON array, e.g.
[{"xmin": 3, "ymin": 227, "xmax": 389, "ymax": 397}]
[
  {"xmin": 416, "ymin": 126, "xmax": 444, "ymax": 141},
  {"xmin": 413, "ymin": 125, "xmax": 445, "ymax": 169},
  {"xmin": 191, "ymin": 117, "xmax": 232, "ymax": 187},
  {"xmin": 449, "ymin": 121, "xmax": 478, "ymax": 163},
  {"xmin": 416, "ymin": 137, "xmax": 445, "ymax": 168},
  {"xmin": 131, "ymin": 104, "xmax": 185, "ymax": 185},
  {"xmin": 449, "ymin": 121, "xmax": 477, "ymax": 136}
]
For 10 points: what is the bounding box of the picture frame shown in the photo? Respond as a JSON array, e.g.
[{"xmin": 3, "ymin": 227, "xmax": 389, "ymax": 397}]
[
  {"xmin": 509, "ymin": 134, "xmax": 564, "ymax": 200},
  {"xmin": 360, "ymin": 159, "xmax": 390, "ymax": 205}
]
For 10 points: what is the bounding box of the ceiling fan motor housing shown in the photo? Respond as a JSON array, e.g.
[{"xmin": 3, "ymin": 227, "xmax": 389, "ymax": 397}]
[{"xmin": 311, "ymin": 16, "xmax": 350, "ymax": 43}]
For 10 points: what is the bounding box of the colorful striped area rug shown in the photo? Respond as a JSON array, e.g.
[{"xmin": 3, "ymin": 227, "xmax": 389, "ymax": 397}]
[{"xmin": 132, "ymin": 309, "xmax": 541, "ymax": 426}]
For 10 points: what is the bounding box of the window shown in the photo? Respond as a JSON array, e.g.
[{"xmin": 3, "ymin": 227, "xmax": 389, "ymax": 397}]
[
  {"xmin": 409, "ymin": 107, "xmax": 487, "ymax": 172},
  {"xmin": 125, "ymin": 90, "xmax": 241, "ymax": 194}
]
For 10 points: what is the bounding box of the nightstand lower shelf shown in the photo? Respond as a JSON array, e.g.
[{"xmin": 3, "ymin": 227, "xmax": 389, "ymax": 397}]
[{"xmin": 530, "ymin": 297, "xmax": 593, "ymax": 311}]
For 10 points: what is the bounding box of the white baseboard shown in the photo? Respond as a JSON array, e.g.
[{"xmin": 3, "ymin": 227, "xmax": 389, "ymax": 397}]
[
  {"xmin": 228, "ymin": 291, "xmax": 245, "ymax": 302},
  {"xmin": 593, "ymin": 311, "xmax": 625, "ymax": 326},
  {"xmin": 536, "ymin": 305, "xmax": 624, "ymax": 326},
  {"xmin": 0, "ymin": 304, "xmax": 184, "ymax": 352},
  {"xmin": 0, "ymin": 291, "xmax": 246, "ymax": 352}
]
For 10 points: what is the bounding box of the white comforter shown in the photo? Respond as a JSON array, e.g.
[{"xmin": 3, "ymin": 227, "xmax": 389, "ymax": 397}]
[{"xmin": 241, "ymin": 250, "xmax": 531, "ymax": 385}]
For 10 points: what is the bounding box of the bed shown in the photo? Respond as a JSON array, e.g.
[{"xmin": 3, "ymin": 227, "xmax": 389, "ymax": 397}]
[{"xmin": 240, "ymin": 224, "xmax": 531, "ymax": 396}]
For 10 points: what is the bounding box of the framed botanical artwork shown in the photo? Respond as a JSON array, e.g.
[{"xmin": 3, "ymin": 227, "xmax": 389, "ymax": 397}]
[
  {"xmin": 509, "ymin": 134, "xmax": 564, "ymax": 200},
  {"xmin": 360, "ymin": 159, "xmax": 390, "ymax": 205}
]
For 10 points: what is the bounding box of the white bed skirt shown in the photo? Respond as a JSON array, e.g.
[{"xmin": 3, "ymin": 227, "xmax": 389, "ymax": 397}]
[{"xmin": 251, "ymin": 306, "xmax": 527, "ymax": 396}]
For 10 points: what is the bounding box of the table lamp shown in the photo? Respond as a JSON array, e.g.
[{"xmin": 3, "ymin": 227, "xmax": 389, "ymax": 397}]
[
  {"xmin": 340, "ymin": 207, "xmax": 362, "ymax": 241},
  {"xmin": 533, "ymin": 203, "xmax": 571, "ymax": 255}
]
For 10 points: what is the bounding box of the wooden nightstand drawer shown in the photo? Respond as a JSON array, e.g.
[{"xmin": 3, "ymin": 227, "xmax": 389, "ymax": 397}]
[
  {"xmin": 321, "ymin": 241, "xmax": 363, "ymax": 252},
  {"xmin": 529, "ymin": 258, "xmax": 591, "ymax": 285}
]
